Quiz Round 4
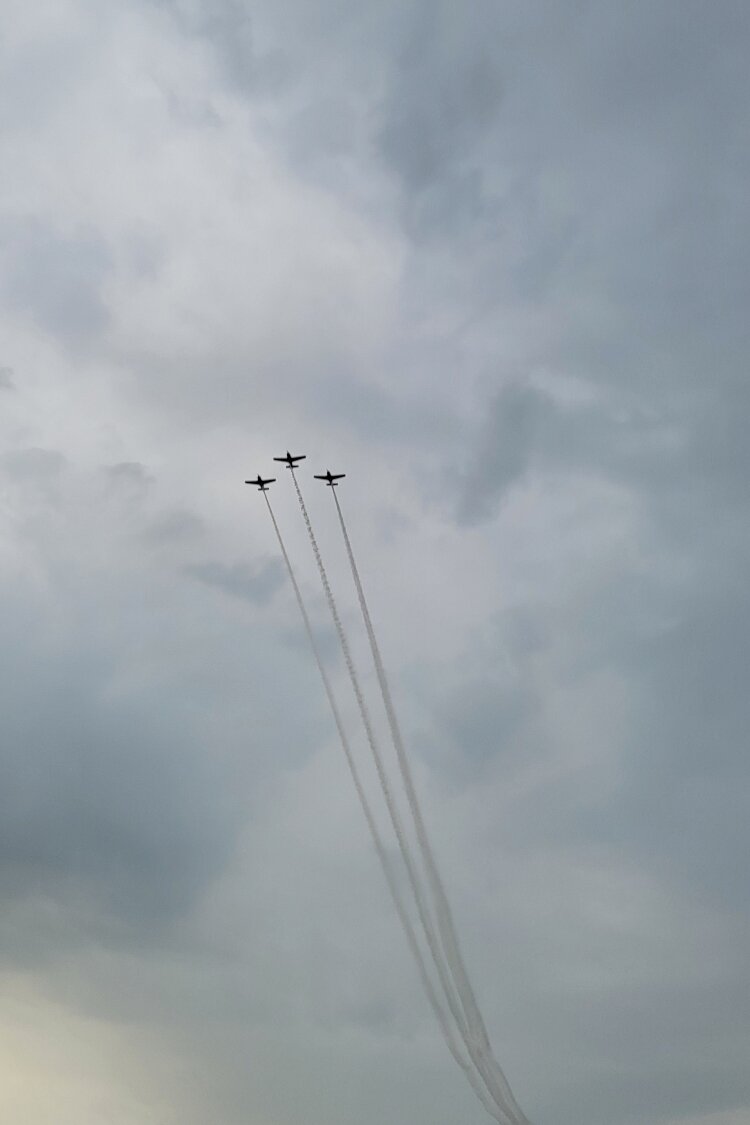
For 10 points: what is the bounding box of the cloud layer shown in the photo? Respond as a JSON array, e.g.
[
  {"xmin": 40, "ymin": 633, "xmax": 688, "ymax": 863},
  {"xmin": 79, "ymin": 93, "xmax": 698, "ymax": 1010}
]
[{"xmin": 1, "ymin": 2, "xmax": 749, "ymax": 1123}]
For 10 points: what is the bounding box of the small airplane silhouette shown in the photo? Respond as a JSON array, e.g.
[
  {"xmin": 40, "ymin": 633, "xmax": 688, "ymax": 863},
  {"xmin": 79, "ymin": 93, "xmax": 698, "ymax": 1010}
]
[
  {"xmin": 245, "ymin": 475, "xmax": 275, "ymax": 492},
  {"xmin": 273, "ymin": 451, "xmax": 306, "ymax": 469},
  {"xmin": 314, "ymin": 470, "xmax": 346, "ymax": 487}
]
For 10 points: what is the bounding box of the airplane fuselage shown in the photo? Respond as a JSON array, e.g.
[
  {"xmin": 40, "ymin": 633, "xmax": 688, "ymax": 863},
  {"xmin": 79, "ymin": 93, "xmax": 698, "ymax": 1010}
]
[
  {"xmin": 314, "ymin": 470, "xmax": 346, "ymax": 487},
  {"xmin": 274, "ymin": 451, "xmax": 306, "ymax": 469}
]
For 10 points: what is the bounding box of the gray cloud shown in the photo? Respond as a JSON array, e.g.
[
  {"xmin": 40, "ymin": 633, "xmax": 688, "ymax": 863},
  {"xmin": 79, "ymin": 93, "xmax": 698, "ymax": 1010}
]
[
  {"xmin": 104, "ymin": 461, "xmax": 154, "ymax": 486},
  {"xmin": 587, "ymin": 586, "xmax": 750, "ymax": 913},
  {"xmin": 143, "ymin": 508, "xmax": 206, "ymax": 544},
  {"xmin": 158, "ymin": 0, "xmax": 254, "ymax": 85},
  {"xmin": 153, "ymin": 0, "xmax": 290, "ymax": 94},
  {"xmin": 0, "ymin": 592, "xmax": 240, "ymax": 937},
  {"xmin": 1, "ymin": 447, "xmax": 68, "ymax": 507},
  {"xmin": 0, "ymin": 218, "xmax": 112, "ymax": 344},
  {"xmin": 314, "ymin": 372, "xmax": 458, "ymax": 449},
  {"xmin": 0, "ymin": 2, "xmax": 749, "ymax": 1123},
  {"xmin": 3, "ymin": 447, "xmax": 67, "ymax": 480},
  {"xmin": 185, "ymin": 558, "xmax": 284, "ymax": 604},
  {"xmin": 378, "ymin": 23, "xmax": 502, "ymax": 186},
  {"xmin": 456, "ymin": 381, "xmax": 546, "ymax": 523}
]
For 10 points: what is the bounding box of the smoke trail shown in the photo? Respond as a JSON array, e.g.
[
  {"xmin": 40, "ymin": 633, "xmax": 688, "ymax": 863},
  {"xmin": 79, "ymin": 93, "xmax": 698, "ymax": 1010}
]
[
  {"xmin": 288, "ymin": 472, "xmax": 483, "ymax": 1054},
  {"xmin": 261, "ymin": 492, "xmax": 500, "ymax": 1120},
  {"xmin": 331, "ymin": 491, "xmax": 481, "ymax": 1020},
  {"xmin": 331, "ymin": 487, "xmax": 532, "ymax": 1125}
]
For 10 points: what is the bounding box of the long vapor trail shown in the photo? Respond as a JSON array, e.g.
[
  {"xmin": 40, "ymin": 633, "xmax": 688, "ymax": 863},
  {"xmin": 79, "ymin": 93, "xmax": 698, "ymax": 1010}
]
[
  {"xmin": 260, "ymin": 491, "xmax": 499, "ymax": 1118},
  {"xmin": 330, "ymin": 487, "xmax": 532, "ymax": 1125},
  {"xmin": 288, "ymin": 472, "xmax": 483, "ymax": 1054}
]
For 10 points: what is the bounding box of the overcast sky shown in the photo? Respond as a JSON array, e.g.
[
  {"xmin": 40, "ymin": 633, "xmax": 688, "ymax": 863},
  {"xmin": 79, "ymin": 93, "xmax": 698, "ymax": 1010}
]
[{"xmin": 1, "ymin": 2, "xmax": 749, "ymax": 1123}]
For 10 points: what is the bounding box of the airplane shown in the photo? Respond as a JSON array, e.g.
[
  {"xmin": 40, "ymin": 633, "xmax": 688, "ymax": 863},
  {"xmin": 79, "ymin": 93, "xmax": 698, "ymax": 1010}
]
[
  {"xmin": 314, "ymin": 470, "xmax": 346, "ymax": 487},
  {"xmin": 273, "ymin": 451, "xmax": 306, "ymax": 469},
  {"xmin": 245, "ymin": 475, "xmax": 276, "ymax": 491}
]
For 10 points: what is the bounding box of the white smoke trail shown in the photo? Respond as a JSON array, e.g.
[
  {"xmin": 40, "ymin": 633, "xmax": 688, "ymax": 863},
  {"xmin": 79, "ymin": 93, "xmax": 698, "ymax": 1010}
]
[
  {"xmin": 331, "ymin": 487, "xmax": 532, "ymax": 1125},
  {"xmin": 261, "ymin": 492, "xmax": 500, "ymax": 1119},
  {"xmin": 287, "ymin": 473, "xmax": 485, "ymax": 1055}
]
